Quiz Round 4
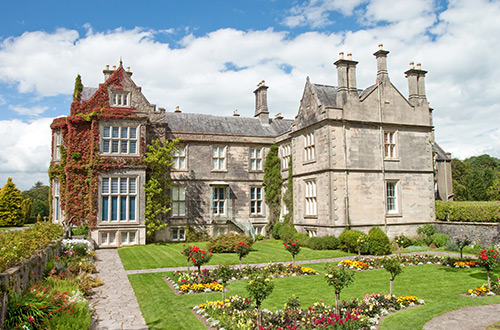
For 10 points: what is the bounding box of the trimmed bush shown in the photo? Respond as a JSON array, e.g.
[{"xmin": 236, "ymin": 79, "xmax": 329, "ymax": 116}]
[
  {"xmin": 436, "ymin": 201, "xmax": 500, "ymax": 222},
  {"xmin": 431, "ymin": 233, "xmax": 450, "ymax": 248},
  {"xmin": 367, "ymin": 227, "xmax": 391, "ymax": 256},
  {"xmin": 304, "ymin": 236, "xmax": 340, "ymax": 250},
  {"xmin": 207, "ymin": 233, "xmax": 254, "ymax": 253},
  {"xmin": 338, "ymin": 230, "xmax": 363, "ymax": 253},
  {"xmin": 271, "ymin": 222, "xmax": 298, "ymax": 240}
]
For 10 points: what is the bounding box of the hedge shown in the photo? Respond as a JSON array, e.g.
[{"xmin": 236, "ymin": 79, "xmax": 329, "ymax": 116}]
[{"xmin": 435, "ymin": 201, "xmax": 500, "ymax": 222}]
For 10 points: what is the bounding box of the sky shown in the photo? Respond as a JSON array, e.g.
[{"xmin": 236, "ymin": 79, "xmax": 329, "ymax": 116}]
[{"xmin": 0, "ymin": 0, "xmax": 499, "ymax": 190}]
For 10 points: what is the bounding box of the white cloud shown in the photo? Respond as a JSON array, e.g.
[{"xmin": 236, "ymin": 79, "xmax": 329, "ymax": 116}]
[
  {"xmin": 0, "ymin": 0, "xmax": 497, "ymax": 179},
  {"xmin": 9, "ymin": 105, "xmax": 48, "ymax": 116},
  {"xmin": 363, "ymin": 0, "xmax": 436, "ymax": 24},
  {"xmin": 283, "ymin": 0, "xmax": 366, "ymax": 28},
  {"xmin": 0, "ymin": 118, "xmax": 52, "ymax": 190}
]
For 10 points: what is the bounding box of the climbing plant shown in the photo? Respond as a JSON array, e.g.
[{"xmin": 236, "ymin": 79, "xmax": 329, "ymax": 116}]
[
  {"xmin": 143, "ymin": 138, "xmax": 179, "ymax": 241},
  {"xmin": 72, "ymin": 74, "xmax": 83, "ymax": 102},
  {"xmin": 263, "ymin": 144, "xmax": 282, "ymax": 235},
  {"xmin": 283, "ymin": 155, "xmax": 293, "ymax": 224}
]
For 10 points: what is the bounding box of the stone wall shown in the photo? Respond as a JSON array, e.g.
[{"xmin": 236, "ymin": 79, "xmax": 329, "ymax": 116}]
[{"xmin": 434, "ymin": 221, "xmax": 500, "ymax": 247}]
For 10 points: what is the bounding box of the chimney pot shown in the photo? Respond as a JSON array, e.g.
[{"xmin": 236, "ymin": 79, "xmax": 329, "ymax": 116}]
[
  {"xmin": 112, "ymin": 65, "xmax": 116, "ymax": 70},
  {"xmin": 127, "ymin": 67, "xmax": 130, "ymax": 72},
  {"xmin": 410, "ymin": 61, "xmax": 415, "ymax": 69},
  {"xmin": 106, "ymin": 65, "xmax": 109, "ymax": 70},
  {"xmin": 275, "ymin": 113, "xmax": 283, "ymax": 119},
  {"xmin": 339, "ymin": 52, "xmax": 344, "ymax": 60},
  {"xmin": 347, "ymin": 53, "xmax": 352, "ymax": 60},
  {"xmin": 378, "ymin": 43, "xmax": 383, "ymax": 50},
  {"xmin": 175, "ymin": 106, "xmax": 181, "ymax": 113},
  {"xmin": 417, "ymin": 63, "xmax": 422, "ymax": 70},
  {"xmin": 233, "ymin": 109, "xmax": 240, "ymax": 116}
]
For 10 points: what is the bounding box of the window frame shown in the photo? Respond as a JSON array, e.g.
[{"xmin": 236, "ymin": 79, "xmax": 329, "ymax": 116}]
[
  {"xmin": 53, "ymin": 179, "xmax": 62, "ymax": 223},
  {"xmin": 304, "ymin": 132, "xmax": 315, "ymax": 163},
  {"xmin": 249, "ymin": 147, "xmax": 263, "ymax": 171},
  {"xmin": 171, "ymin": 185, "xmax": 186, "ymax": 217},
  {"xmin": 53, "ymin": 131, "xmax": 63, "ymax": 161},
  {"xmin": 383, "ymin": 130, "xmax": 398, "ymax": 160},
  {"xmin": 280, "ymin": 144, "xmax": 291, "ymax": 170},
  {"xmin": 304, "ymin": 180, "xmax": 317, "ymax": 217},
  {"xmin": 171, "ymin": 227, "xmax": 186, "ymax": 241},
  {"xmin": 212, "ymin": 146, "xmax": 227, "ymax": 171},
  {"xmin": 250, "ymin": 186, "xmax": 263, "ymax": 216},
  {"xmin": 100, "ymin": 124, "xmax": 139, "ymax": 156},
  {"xmin": 109, "ymin": 91, "xmax": 131, "ymax": 108},
  {"xmin": 120, "ymin": 231, "xmax": 137, "ymax": 245},
  {"xmin": 100, "ymin": 176, "xmax": 138, "ymax": 223},
  {"xmin": 385, "ymin": 180, "xmax": 400, "ymax": 215},
  {"xmin": 172, "ymin": 145, "xmax": 187, "ymax": 170},
  {"xmin": 211, "ymin": 186, "xmax": 228, "ymax": 217}
]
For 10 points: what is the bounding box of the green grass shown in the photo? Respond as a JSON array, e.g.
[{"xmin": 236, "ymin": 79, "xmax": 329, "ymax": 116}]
[
  {"xmin": 119, "ymin": 239, "xmax": 354, "ymax": 270},
  {"xmin": 128, "ymin": 263, "xmax": 500, "ymax": 330}
]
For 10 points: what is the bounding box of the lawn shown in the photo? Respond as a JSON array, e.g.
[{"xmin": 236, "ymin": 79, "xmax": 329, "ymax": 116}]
[
  {"xmin": 128, "ymin": 262, "xmax": 500, "ymax": 329},
  {"xmin": 118, "ymin": 239, "xmax": 354, "ymax": 270}
]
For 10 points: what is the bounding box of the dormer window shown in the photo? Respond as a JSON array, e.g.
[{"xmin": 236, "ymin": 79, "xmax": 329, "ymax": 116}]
[{"xmin": 110, "ymin": 92, "xmax": 130, "ymax": 107}]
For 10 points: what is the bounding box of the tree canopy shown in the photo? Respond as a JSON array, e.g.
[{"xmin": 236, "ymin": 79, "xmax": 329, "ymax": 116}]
[{"xmin": 452, "ymin": 154, "xmax": 500, "ymax": 201}]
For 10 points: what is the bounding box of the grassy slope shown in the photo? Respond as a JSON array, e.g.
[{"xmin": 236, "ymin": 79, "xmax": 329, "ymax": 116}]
[
  {"xmin": 128, "ymin": 263, "xmax": 500, "ymax": 330},
  {"xmin": 119, "ymin": 239, "xmax": 353, "ymax": 270}
]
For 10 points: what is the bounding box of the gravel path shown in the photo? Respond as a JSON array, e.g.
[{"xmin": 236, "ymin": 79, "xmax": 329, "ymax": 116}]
[{"xmin": 423, "ymin": 304, "xmax": 500, "ymax": 330}]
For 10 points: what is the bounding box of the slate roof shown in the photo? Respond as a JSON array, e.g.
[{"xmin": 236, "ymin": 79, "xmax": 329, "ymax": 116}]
[
  {"xmin": 311, "ymin": 83, "xmax": 373, "ymax": 107},
  {"xmin": 432, "ymin": 142, "xmax": 451, "ymax": 161},
  {"xmin": 81, "ymin": 87, "xmax": 98, "ymax": 101},
  {"xmin": 165, "ymin": 112, "xmax": 293, "ymax": 137}
]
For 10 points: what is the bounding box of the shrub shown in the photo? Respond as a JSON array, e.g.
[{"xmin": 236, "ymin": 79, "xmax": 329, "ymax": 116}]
[
  {"xmin": 338, "ymin": 230, "xmax": 364, "ymax": 253},
  {"xmin": 445, "ymin": 240, "xmax": 459, "ymax": 252},
  {"xmin": 357, "ymin": 234, "xmax": 370, "ymax": 255},
  {"xmin": 207, "ymin": 232, "xmax": 253, "ymax": 253},
  {"xmin": 324, "ymin": 263, "xmax": 355, "ymax": 315},
  {"xmin": 435, "ymin": 201, "xmax": 500, "ymax": 222},
  {"xmin": 71, "ymin": 225, "xmax": 88, "ymax": 236},
  {"xmin": 367, "ymin": 227, "xmax": 391, "ymax": 256},
  {"xmin": 431, "ymin": 233, "xmax": 450, "ymax": 247},
  {"xmin": 190, "ymin": 246, "xmax": 213, "ymax": 272},
  {"xmin": 185, "ymin": 226, "xmax": 209, "ymax": 242},
  {"xmin": 305, "ymin": 236, "xmax": 340, "ymax": 250},
  {"xmin": 271, "ymin": 222, "xmax": 298, "ymax": 240},
  {"xmin": 417, "ymin": 224, "xmax": 436, "ymax": 246},
  {"xmin": 283, "ymin": 238, "xmax": 301, "ymax": 263},
  {"xmin": 394, "ymin": 233, "xmax": 413, "ymax": 248}
]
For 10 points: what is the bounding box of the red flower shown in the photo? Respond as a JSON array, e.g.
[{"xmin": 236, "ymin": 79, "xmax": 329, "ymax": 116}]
[
  {"xmin": 28, "ymin": 316, "xmax": 34, "ymax": 322},
  {"xmin": 209, "ymin": 250, "xmax": 212, "ymax": 253},
  {"xmin": 292, "ymin": 242, "xmax": 296, "ymax": 246},
  {"xmin": 481, "ymin": 250, "xmax": 486, "ymax": 253}
]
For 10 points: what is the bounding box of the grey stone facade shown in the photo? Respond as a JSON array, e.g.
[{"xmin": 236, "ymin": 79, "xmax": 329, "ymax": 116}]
[{"xmin": 52, "ymin": 45, "xmax": 449, "ymax": 247}]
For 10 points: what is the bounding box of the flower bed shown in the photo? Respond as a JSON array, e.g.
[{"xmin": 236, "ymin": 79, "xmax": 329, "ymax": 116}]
[
  {"xmin": 195, "ymin": 292, "xmax": 425, "ymax": 330},
  {"xmin": 339, "ymin": 259, "xmax": 370, "ymax": 270},
  {"xmin": 467, "ymin": 284, "xmax": 494, "ymax": 297},
  {"xmin": 168, "ymin": 263, "xmax": 317, "ymax": 294}
]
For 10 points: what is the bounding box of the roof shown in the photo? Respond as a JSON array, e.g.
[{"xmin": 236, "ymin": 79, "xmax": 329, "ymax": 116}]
[
  {"xmin": 165, "ymin": 112, "xmax": 293, "ymax": 137},
  {"xmin": 311, "ymin": 83, "xmax": 372, "ymax": 107},
  {"xmin": 432, "ymin": 142, "xmax": 451, "ymax": 161},
  {"xmin": 81, "ymin": 87, "xmax": 98, "ymax": 101}
]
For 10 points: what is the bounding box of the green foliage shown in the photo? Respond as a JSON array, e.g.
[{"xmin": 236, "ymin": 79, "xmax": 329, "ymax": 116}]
[
  {"xmin": 21, "ymin": 198, "xmax": 32, "ymax": 224},
  {"xmin": 394, "ymin": 233, "xmax": 412, "ymax": 248},
  {"xmin": 235, "ymin": 241, "xmax": 251, "ymax": 262},
  {"xmin": 208, "ymin": 232, "xmax": 254, "ymax": 253},
  {"xmin": 216, "ymin": 263, "xmax": 233, "ymax": 284},
  {"xmin": 263, "ymin": 144, "xmax": 282, "ymax": 234},
  {"xmin": 338, "ymin": 230, "xmax": 364, "ymax": 253},
  {"xmin": 246, "ymin": 277, "xmax": 274, "ymax": 307},
  {"xmin": 72, "ymin": 74, "xmax": 83, "ymax": 101},
  {"xmin": 417, "ymin": 224, "xmax": 436, "ymax": 245},
  {"xmin": 381, "ymin": 257, "xmax": 404, "ymax": 280},
  {"xmin": 367, "ymin": 227, "xmax": 391, "ymax": 255},
  {"xmin": 143, "ymin": 138, "xmax": 179, "ymax": 242},
  {"xmin": 452, "ymin": 155, "xmax": 500, "ymax": 201},
  {"xmin": 431, "ymin": 233, "xmax": 450, "ymax": 247},
  {"xmin": 454, "ymin": 235, "xmax": 472, "ymax": 259},
  {"xmin": 356, "ymin": 234, "xmax": 370, "ymax": 255},
  {"xmin": 283, "ymin": 238, "xmax": 301, "ymax": 262},
  {"xmin": 0, "ymin": 222, "xmax": 63, "ymax": 272},
  {"xmin": 270, "ymin": 221, "xmax": 298, "ymax": 240},
  {"xmin": 283, "ymin": 155, "xmax": 293, "ymax": 224},
  {"xmin": 436, "ymin": 201, "xmax": 500, "ymax": 222},
  {"xmin": 324, "ymin": 263, "xmax": 355, "ymax": 314},
  {"xmin": 185, "ymin": 226, "xmax": 209, "ymax": 242},
  {"xmin": 0, "ymin": 177, "xmax": 25, "ymax": 226},
  {"xmin": 189, "ymin": 246, "xmax": 213, "ymax": 272},
  {"xmin": 302, "ymin": 235, "xmax": 340, "ymax": 250},
  {"xmin": 71, "ymin": 225, "xmax": 89, "ymax": 236}
]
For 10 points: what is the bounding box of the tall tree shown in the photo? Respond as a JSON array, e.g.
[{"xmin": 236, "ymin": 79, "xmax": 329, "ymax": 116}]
[
  {"xmin": 72, "ymin": 74, "xmax": 83, "ymax": 102},
  {"xmin": 0, "ymin": 178, "xmax": 24, "ymax": 226},
  {"xmin": 22, "ymin": 183, "xmax": 49, "ymax": 218},
  {"xmin": 263, "ymin": 144, "xmax": 282, "ymax": 235},
  {"xmin": 143, "ymin": 138, "xmax": 179, "ymax": 242}
]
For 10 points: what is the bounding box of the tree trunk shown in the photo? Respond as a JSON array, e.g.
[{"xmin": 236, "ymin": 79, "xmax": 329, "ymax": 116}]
[
  {"xmin": 487, "ymin": 269, "xmax": 492, "ymax": 290},
  {"xmin": 187, "ymin": 260, "xmax": 190, "ymax": 272},
  {"xmin": 292, "ymin": 255, "xmax": 295, "ymax": 265},
  {"xmin": 390, "ymin": 278, "xmax": 393, "ymax": 295},
  {"xmin": 239, "ymin": 258, "xmax": 242, "ymax": 269},
  {"xmin": 334, "ymin": 292, "xmax": 340, "ymax": 316},
  {"xmin": 222, "ymin": 283, "xmax": 226, "ymax": 306},
  {"xmin": 257, "ymin": 304, "xmax": 262, "ymax": 329}
]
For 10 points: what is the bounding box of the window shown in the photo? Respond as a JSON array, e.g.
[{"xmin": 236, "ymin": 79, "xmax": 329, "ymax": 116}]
[
  {"xmin": 53, "ymin": 180, "xmax": 61, "ymax": 222},
  {"xmin": 254, "ymin": 226, "xmax": 264, "ymax": 236},
  {"xmin": 101, "ymin": 125, "xmax": 138, "ymax": 155},
  {"xmin": 386, "ymin": 181, "xmax": 398, "ymax": 214},
  {"xmin": 384, "ymin": 131, "xmax": 397, "ymax": 159},
  {"xmin": 304, "ymin": 132, "xmax": 315, "ymax": 162},
  {"xmin": 173, "ymin": 145, "xmax": 186, "ymax": 170},
  {"xmin": 281, "ymin": 185, "xmax": 288, "ymax": 219},
  {"xmin": 305, "ymin": 180, "xmax": 317, "ymax": 216},
  {"xmin": 101, "ymin": 177, "xmax": 137, "ymax": 222},
  {"xmin": 280, "ymin": 144, "xmax": 291, "ymax": 169},
  {"xmin": 110, "ymin": 92, "xmax": 130, "ymax": 107},
  {"xmin": 212, "ymin": 146, "xmax": 227, "ymax": 170},
  {"xmin": 306, "ymin": 229, "xmax": 317, "ymax": 237},
  {"xmin": 172, "ymin": 228, "xmax": 185, "ymax": 241},
  {"xmin": 171, "ymin": 186, "xmax": 186, "ymax": 217},
  {"xmin": 211, "ymin": 186, "xmax": 227, "ymax": 216},
  {"xmin": 101, "ymin": 232, "xmax": 116, "ymax": 246},
  {"xmin": 250, "ymin": 187, "xmax": 263, "ymax": 215},
  {"xmin": 121, "ymin": 231, "xmax": 137, "ymax": 245},
  {"xmin": 53, "ymin": 131, "xmax": 63, "ymax": 161},
  {"xmin": 250, "ymin": 148, "xmax": 263, "ymax": 171}
]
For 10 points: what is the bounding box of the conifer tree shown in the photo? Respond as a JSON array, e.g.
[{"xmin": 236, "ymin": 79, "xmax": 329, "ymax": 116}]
[
  {"xmin": 72, "ymin": 74, "xmax": 83, "ymax": 102},
  {"xmin": 0, "ymin": 178, "xmax": 25, "ymax": 226},
  {"xmin": 263, "ymin": 144, "xmax": 282, "ymax": 235},
  {"xmin": 21, "ymin": 198, "xmax": 32, "ymax": 223}
]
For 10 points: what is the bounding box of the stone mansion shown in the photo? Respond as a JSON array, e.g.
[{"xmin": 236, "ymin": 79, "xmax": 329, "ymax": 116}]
[{"xmin": 50, "ymin": 45, "xmax": 448, "ymax": 248}]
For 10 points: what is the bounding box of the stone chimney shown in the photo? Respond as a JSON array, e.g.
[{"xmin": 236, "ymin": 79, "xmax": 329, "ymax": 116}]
[
  {"xmin": 334, "ymin": 52, "xmax": 358, "ymax": 107},
  {"xmin": 103, "ymin": 65, "xmax": 114, "ymax": 81},
  {"xmin": 405, "ymin": 61, "xmax": 428, "ymax": 106},
  {"xmin": 373, "ymin": 44, "xmax": 390, "ymax": 83},
  {"xmin": 233, "ymin": 109, "xmax": 240, "ymax": 116},
  {"xmin": 174, "ymin": 106, "xmax": 181, "ymax": 113},
  {"xmin": 254, "ymin": 80, "xmax": 269, "ymax": 124}
]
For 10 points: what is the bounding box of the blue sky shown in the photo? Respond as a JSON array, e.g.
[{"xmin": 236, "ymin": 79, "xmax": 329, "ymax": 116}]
[{"xmin": 0, "ymin": 0, "xmax": 499, "ymax": 190}]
